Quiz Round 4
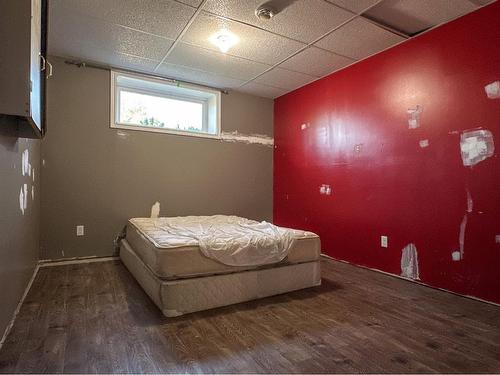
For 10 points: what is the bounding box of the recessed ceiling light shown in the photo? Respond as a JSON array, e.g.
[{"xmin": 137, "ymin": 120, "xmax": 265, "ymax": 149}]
[{"xmin": 209, "ymin": 29, "xmax": 239, "ymax": 53}]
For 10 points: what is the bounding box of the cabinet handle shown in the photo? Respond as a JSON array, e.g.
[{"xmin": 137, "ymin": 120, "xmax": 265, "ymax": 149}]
[
  {"xmin": 40, "ymin": 54, "xmax": 46, "ymax": 71},
  {"xmin": 46, "ymin": 60, "xmax": 53, "ymax": 79}
]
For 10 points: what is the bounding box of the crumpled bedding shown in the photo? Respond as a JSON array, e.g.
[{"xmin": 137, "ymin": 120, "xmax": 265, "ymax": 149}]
[{"xmin": 130, "ymin": 215, "xmax": 299, "ymax": 267}]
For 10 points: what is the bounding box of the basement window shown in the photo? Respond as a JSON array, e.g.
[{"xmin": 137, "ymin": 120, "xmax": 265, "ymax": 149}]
[{"xmin": 110, "ymin": 71, "xmax": 220, "ymax": 138}]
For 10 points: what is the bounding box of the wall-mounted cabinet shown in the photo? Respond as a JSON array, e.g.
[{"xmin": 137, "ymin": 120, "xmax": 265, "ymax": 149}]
[{"xmin": 0, "ymin": 0, "xmax": 49, "ymax": 139}]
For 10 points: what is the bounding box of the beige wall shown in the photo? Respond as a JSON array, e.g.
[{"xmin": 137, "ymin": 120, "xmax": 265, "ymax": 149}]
[
  {"xmin": 40, "ymin": 56, "xmax": 274, "ymax": 260},
  {"xmin": 0, "ymin": 132, "xmax": 40, "ymax": 339}
]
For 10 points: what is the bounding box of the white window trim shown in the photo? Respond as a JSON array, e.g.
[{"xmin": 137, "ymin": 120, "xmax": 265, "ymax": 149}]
[{"xmin": 110, "ymin": 70, "xmax": 221, "ymax": 139}]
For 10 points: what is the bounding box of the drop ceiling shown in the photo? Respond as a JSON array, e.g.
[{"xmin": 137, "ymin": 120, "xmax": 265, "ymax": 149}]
[{"xmin": 48, "ymin": 0, "xmax": 496, "ymax": 99}]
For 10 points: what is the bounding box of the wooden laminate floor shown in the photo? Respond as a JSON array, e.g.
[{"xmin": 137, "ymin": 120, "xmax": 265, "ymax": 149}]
[{"xmin": 0, "ymin": 258, "xmax": 499, "ymax": 373}]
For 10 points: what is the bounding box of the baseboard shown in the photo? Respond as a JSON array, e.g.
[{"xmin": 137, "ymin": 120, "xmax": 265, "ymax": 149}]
[
  {"xmin": 320, "ymin": 254, "xmax": 500, "ymax": 308},
  {"xmin": 0, "ymin": 264, "xmax": 40, "ymax": 350},
  {"xmin": 38, "ymin": 255, "xmax": 119, "ymax": 268}
]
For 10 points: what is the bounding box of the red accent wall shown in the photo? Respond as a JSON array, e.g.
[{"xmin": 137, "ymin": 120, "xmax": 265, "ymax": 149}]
[{"xmin": 274, "ymin": 2, "xmax": 500, "ymax": 304}]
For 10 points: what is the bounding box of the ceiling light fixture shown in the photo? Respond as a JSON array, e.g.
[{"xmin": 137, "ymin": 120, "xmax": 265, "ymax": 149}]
[{"xmin": 209, "ymin": 29, "xmax": 239, "ymax": 53}]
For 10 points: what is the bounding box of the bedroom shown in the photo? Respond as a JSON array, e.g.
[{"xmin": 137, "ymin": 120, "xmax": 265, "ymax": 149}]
[{"xmin": 0, "ymin": 0, "xmax": 499, "ymax": 373}]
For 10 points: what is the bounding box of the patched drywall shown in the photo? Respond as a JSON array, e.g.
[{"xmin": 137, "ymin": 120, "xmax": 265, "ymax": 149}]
[
  {"xmin": 274, "ymin": 2, "xmax": 500, "ymax": 304},
  {"xmin": 0, "ymin": 133, "xmax": 40, "ymax": 340},
  {"xmin": 40, "ymin": 57, "xmax": 273, "ymax": 260}
]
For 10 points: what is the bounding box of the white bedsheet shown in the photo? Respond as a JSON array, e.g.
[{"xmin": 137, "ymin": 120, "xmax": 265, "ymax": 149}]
[{"xmin": 148, "ymin": 215, "xmax": 297, "ymax": 267}]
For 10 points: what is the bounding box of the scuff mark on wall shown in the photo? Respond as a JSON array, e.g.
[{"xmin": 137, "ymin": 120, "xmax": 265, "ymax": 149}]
[
  {"xmin": 419, "ymin": 139, "xmax": 430, "ymax": 148},
  {"xmin": 460, "ymin": 129, "xmax": 495, "ymax": 166},
  {"xmin": 484, "ymin": 81, "xmax": 500, "ymax": 99},
  {"xmin": 401, "ymin": 243, "xmax": 420, "ymax": 280},
  {"xmin": 31, "ymin": 186, "xmax": 34, "ymax": 201},
  {"xmin": 220, "ymin": 131, "xmax": 273, "ymax": 147},
  {"xmin": 151, "ymin": 202, "xmax": 160, "ymax": 218},
  {"xmin": 407, "ymin": 105, "xmax": 423, "ymax": 129}
]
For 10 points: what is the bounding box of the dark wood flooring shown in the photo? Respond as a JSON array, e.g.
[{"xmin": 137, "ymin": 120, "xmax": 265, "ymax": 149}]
[{"xmin": 0, "ymin": 258, "xmax": 499, "ymax": 373}]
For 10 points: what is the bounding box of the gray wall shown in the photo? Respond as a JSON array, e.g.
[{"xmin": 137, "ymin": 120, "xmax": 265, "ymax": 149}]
[
  {"xmin": 0, "ymin": 134, "xmax": 40, "ymax": 339},
  {"xmin": 41, "ymin": 56, "xmax": 274, "ymax": 260}
]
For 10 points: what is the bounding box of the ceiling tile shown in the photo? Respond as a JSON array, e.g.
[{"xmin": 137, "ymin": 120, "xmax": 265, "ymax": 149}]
[
  {"xmin": 203, "ymin": 0, "xmax": 353, "ymax": 43},
  {"xmin": 50, "ymin": 0, "xmax": 195, "ymax": 39},
  {"xmin": 181, "ymin": 12, "xmax": 305, "ymax": 65},
  {"xmin": 165, "ymin": 43, "xmax": 271, "ymax": 81},
  {"xmin": 363, "ymin": 0, "xmax": 479, "ymax": 35},
  {"xmin": 236, "ymin": 82, "xmax": 288, "ymax": 99},
  {"xmin": 156, "ymin": 63, "xmax": 245, "ymax": 88},
  {"xmin": 279, "ymin": 47, "xmax": 355, "ymax": 77},
  {"xmin": 315, "ymin": 17, "xmax": 405, "ymax": 60},
  {"xmin": 175, "ymin": 0, "xmax": 203, "ymax": 7},
  {"xmin": 325, "ymin": 0, "xmax": 381, "ymax": 13},
  {"xmin": 254, "ymin": 67, "xmax": 316, "ymax": 91},
  {"xmin": 51, "ymin": 47, "xmax": 160, "ymax": 74},
  {"xmin": 468, "ymin": 0, "xmax": 496, "ymax": 5},
  {"xmin": 49, "ymin": 10, "xmax": 173, "ymax": 61}
]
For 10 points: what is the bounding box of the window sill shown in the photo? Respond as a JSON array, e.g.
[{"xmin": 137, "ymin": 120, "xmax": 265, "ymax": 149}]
[{"xmin": 111, "ymin": 123, "xmax": 221, "ymax": 140}]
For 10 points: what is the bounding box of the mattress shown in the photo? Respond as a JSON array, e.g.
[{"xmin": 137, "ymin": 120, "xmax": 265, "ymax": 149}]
[
  {"xmin": 126, "ymin": 216, "xmax": 321, "ymax": 280},
  {"xmin": 120, "ymin": 239, "xmax": 321, "ymax": 317}
]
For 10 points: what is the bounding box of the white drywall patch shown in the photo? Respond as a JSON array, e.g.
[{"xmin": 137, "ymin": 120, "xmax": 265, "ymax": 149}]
[
  {"xmin": 319, "ymin": 184, "xmax": 332, "ymax": 195},
  {"xmin": 401, "ymin": 243, "xmax": 420, "ymax": 280},
  {"xmin": 220, "ymin": 131, "xmax": 273, "ymax": 147},
  {"xmin": 407, "ymin": 105, "xmax": 423, "ymax": 129},
  {"xmin": 460, "ymin": 129, "xmax": 495, "ymax": 167},
  {"xmin": 32, "ymin": 169, "xmax": 35, "ymax": 183},
  {"xmin": 19, "ymin": 188, "xmax": 24, "ymax": 215},
  {"xmin": 116, "ymin": 130, "xmax": 130, "ymax": 138},
  {"xmin": 453, "ymin": 190, "xmax": 473, "ymax": 261},
  {"xmin": 419, "ymin": 139, "xmax": 429, "ymax": 148},
  {"xmin": 150, "ymin": 202, "xmax": 160, "ymax": 218},
  {"xmin": 19, "ymin": 184, "xmax": 28, "ymax": 215},
  {"xmin": 21, "ymin": 149, "xmax": 29, "ymax": 176},
  {"xmin": 23, "ymin": 184, "xmax": 28, "ymax": 211},
  {"xmin": 466, "ymin": 189, "xmax": 473, "ymax": 213},
  {"xmin": 458, "ymin": 214, "xmax": 467, "ymax": 259},
  {"xmin": 484, "ymin": 81, "xmax": 500, "ymax": 99},
  {"xmin": 300, "ymin": 123, "xmax": 310, "ymax": 130}
]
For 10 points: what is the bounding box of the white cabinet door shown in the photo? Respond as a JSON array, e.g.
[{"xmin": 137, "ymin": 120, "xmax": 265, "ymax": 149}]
[{"xmin": 30, "ymin": 0, "xmax": 42, "ymax": 130}]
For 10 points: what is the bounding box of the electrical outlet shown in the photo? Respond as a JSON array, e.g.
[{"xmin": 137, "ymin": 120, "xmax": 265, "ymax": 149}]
[
  {"xmin": 76, "ymin": 225, "xmax": 84, "ymax": 236},
  {"xmin": 381, "ymin": 235, "xmax": 388, "ymax": 248}
]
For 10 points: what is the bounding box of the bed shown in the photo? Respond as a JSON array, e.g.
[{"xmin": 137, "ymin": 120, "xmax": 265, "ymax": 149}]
[{"xmin": 120, "ymin": 215, "xmax": 321, "ymax": 317}]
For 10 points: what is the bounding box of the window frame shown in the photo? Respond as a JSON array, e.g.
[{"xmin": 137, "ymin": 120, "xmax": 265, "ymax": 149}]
[{"xmin": 110, "ymin": 70, "xmax": 221, "ymax": 139}]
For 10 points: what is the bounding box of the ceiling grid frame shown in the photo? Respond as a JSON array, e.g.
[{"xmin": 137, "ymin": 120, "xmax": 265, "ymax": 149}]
[
  {"xmin": 237, "ymin": 0, "xmax": 389, "ymax": 89},
  {"xmin": 48, "ymin": 0, "xmax": 497, "ymax": 98}
]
